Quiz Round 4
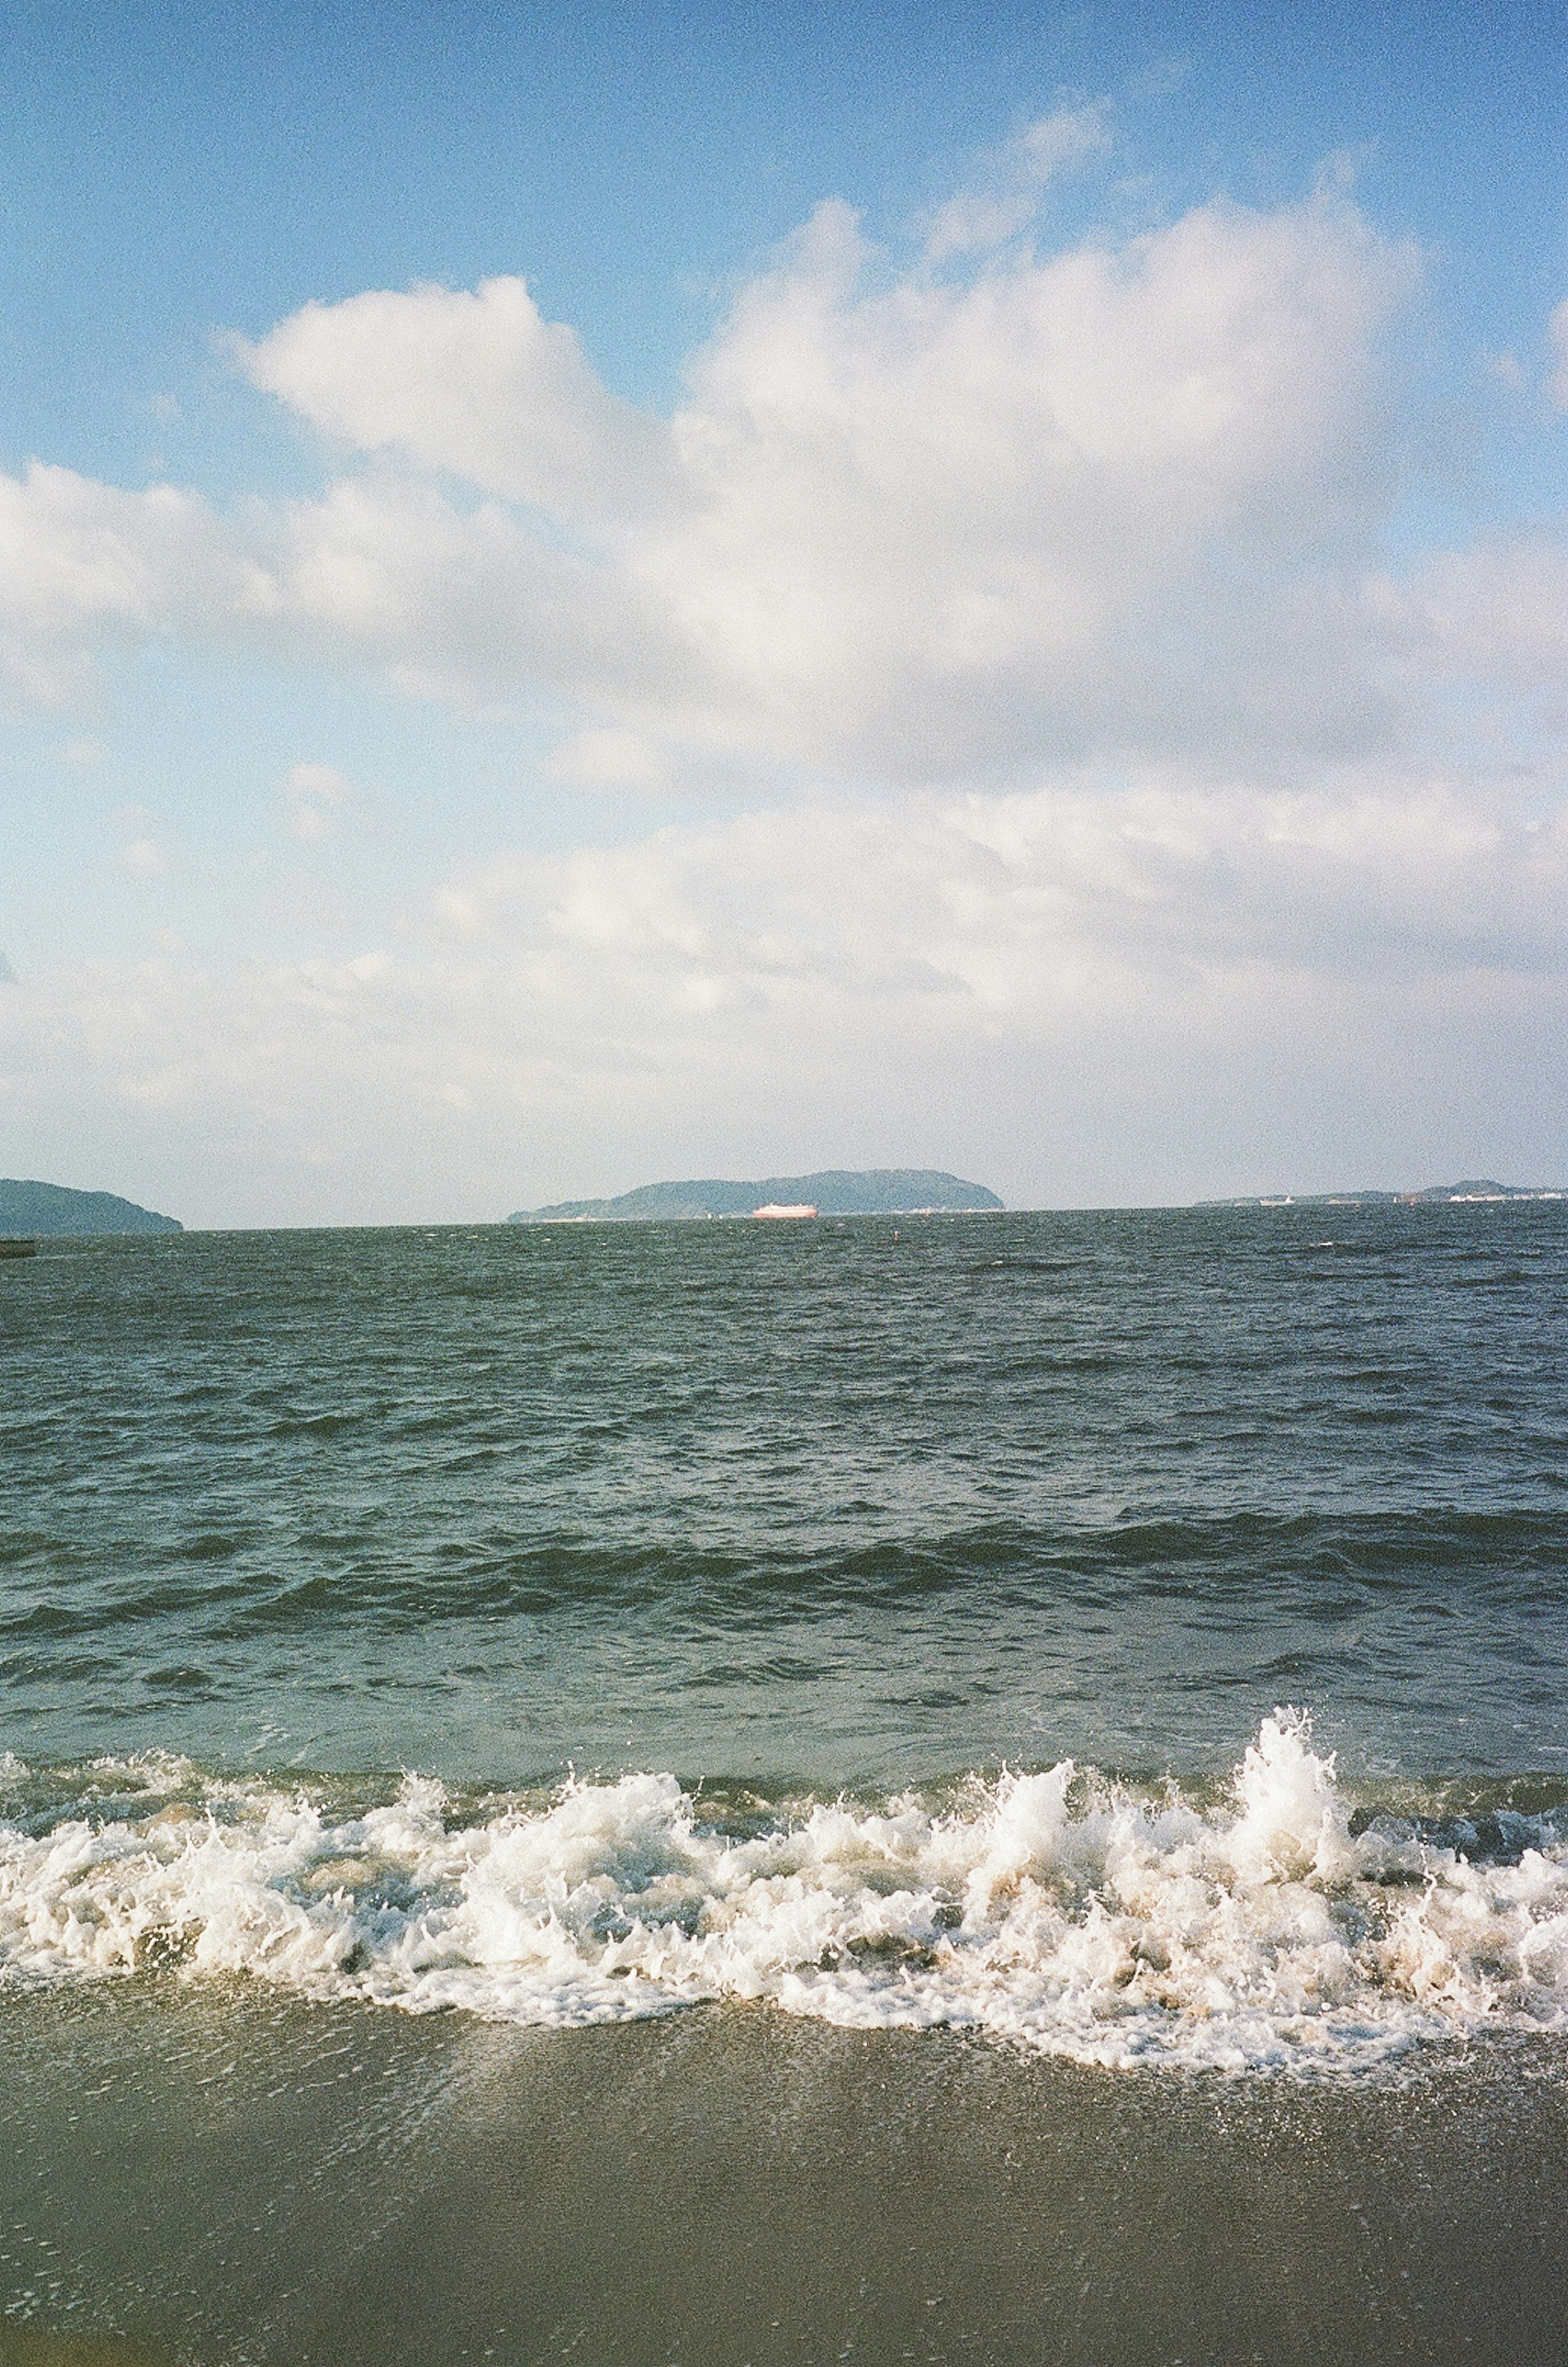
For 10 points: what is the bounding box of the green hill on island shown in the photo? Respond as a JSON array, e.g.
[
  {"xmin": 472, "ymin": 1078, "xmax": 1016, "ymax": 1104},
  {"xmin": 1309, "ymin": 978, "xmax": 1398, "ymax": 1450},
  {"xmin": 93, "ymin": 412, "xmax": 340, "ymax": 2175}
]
[
  {"xmin": 0, "ymin": 1178, "xmax": 183, "ymax": 1236},
  {"xmin": 510, "ymin": 1168, "xmax": 1003, "ymax": 1222}
]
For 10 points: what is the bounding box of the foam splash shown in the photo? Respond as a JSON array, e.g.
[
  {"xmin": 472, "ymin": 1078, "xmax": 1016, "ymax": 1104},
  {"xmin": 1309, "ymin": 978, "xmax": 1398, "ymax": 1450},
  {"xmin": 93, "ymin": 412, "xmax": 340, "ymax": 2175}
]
[{"xmin": 1, "ymin": 1712, "xmax": 1566, "ymax": 2076}]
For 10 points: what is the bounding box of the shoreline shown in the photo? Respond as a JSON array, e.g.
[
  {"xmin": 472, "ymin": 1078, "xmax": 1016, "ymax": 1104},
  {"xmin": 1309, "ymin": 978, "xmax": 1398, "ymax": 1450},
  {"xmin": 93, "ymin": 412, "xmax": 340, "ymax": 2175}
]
[{"xmin": 1, "ymin": 1984, "xmax": 1565, "ymax": 2365}]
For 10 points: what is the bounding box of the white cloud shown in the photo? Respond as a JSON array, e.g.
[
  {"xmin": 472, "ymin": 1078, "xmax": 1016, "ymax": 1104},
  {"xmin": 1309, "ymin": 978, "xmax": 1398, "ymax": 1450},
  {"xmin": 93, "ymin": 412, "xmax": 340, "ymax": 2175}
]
[
  {"xmin": 543, "ymin": 727, "xmax": 671, "ymax": 790},
  {"xmin": 254, "ymin": 473, "xmax": 692, "ymax": 718},
  {"xmin": 118, "ymin": 837, "xmax": 167, "ymax": 877},
  {"xmin": 1020, "ymin": 104, "xmax": 1113, "ymax": 181},
  {"xmin": 439, "ymin": 769, "xmax": 1568, "ymax": 1003},
  {"xmin": 633, "ymin": 192, "xmax": 1410, "ymax": 773},
  {"xmin": 924, "ymin": 103, "xmax": 1111, "ymax": 260},
  {"xmin": 0, "ymin": 182, "xmax": 1434, "ymax": 782},
  {"xmin": 1373, "ymin": 536, "xmax": 1568, "ymax": 689},
  {"xmin": 283, "ymin": 760, "xmax": 353, "ymax": 840},
  {"xmin": 238, "ymin": 276, "xmax": 674, "ymax": 524},
  {"xmin": 0, "ymin": 462, "xmax": 251, "ymax": 707}
]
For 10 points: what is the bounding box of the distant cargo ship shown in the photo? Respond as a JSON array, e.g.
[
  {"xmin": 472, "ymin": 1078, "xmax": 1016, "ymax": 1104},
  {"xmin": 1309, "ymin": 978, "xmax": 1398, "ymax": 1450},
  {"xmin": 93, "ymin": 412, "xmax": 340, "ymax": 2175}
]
[
  {"xmin": 0, "ymin": 1239, "xmax": 38, "ymax": 1259},
  {"xmin": 752, "ymin": 1203, "xmax": 817, "ymax": 1219}
]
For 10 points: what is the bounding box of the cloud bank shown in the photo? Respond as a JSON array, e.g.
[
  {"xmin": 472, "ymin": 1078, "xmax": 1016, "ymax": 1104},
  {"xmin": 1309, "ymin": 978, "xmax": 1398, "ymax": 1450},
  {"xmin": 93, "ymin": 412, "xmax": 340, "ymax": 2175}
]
[
  {"xmin": 0, "ymin": 185, "xmax": 1436, "ymax": 771},
  {"xmin": 6, "ymin": 766, "xmax": 1567, "ymax": 1222}
]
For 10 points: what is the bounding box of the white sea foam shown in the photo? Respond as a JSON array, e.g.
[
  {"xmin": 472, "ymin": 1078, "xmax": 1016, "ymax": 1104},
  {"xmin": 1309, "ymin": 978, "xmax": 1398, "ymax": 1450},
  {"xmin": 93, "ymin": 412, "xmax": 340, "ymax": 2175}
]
[{"xmin": 1, "ymin": 1712, "xmax": 1566, "ymax": 2076}]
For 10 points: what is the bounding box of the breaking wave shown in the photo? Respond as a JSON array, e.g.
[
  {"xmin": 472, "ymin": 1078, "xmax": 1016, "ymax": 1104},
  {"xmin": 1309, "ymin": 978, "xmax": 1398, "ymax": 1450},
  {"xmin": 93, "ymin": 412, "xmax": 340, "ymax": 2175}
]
[{"xmin": 2, "ymin": 1712, "xmax": 1567, "ymax": 2077}]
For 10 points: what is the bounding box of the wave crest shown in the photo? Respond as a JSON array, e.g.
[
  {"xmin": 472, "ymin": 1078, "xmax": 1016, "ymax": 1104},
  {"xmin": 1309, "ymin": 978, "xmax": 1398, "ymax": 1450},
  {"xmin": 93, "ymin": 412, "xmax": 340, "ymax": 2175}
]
[{"xmin": 1, "ymin": 1712, "xmax": 1566, "ymax": 2076}]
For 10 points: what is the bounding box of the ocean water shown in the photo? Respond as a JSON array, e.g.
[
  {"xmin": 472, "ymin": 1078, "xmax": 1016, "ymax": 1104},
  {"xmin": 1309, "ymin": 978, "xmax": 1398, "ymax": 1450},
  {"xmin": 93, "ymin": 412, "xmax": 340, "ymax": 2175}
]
[{"xmin": 2, "ymin": 1204, "xmax": 1568, "ymax": 2360}]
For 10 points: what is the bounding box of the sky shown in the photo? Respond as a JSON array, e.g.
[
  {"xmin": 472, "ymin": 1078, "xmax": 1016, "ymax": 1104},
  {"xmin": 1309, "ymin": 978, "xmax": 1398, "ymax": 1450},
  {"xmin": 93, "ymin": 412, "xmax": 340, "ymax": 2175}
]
[{"xmin": 0, "ymin": 0, "xmax": 1565, "ymax": 1224}]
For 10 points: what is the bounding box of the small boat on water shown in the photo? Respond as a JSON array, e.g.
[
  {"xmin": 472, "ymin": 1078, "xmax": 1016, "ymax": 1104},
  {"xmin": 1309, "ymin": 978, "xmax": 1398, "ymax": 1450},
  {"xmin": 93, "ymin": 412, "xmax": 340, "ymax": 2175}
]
[{"xmin": 0, "ymin": 1238, "xmax": 38, "ymax": 1259}]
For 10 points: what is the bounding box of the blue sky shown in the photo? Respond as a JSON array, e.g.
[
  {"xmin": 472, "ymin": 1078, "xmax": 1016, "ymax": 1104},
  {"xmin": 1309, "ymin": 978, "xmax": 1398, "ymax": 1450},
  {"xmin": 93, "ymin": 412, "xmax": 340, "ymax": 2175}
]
[
  {"xmin": 4, "ymin": 1, "xmax": 1563, "ymax": 456},
  {"xmin": 1, "ymin": 0, "xmax": 1565, "ymax": 1221}
]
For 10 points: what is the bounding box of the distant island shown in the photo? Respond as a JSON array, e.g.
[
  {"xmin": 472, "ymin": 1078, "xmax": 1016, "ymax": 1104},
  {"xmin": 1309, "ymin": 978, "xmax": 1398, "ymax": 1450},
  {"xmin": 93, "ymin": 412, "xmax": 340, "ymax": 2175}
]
[
  {"xmin": 510, "ymin": 1168, "xmax": 1004, "ymax": 1223},
  {"xmin": 1205, "ymin": 1179, "xmax": 1565, "ymax": 1208},
  {"xmin": 0, "ymin": 1178, "xmax": 183, "ymax": 1237}
]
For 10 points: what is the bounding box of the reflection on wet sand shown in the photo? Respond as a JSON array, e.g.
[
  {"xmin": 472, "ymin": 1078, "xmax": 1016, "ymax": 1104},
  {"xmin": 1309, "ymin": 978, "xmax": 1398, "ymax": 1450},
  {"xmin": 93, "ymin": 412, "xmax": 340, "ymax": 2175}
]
[{"xmin": 2, "ymin": 1981, "xmax": 1566, "ymax": 2366}]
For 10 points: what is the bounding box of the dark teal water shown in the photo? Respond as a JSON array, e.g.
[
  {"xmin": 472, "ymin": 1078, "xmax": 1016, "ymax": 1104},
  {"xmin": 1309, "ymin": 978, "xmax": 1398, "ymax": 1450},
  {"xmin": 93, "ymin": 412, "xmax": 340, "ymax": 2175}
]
[{"xmin": 3, "ymin": 1203, "xmax": 1565, "ymax": 1788}]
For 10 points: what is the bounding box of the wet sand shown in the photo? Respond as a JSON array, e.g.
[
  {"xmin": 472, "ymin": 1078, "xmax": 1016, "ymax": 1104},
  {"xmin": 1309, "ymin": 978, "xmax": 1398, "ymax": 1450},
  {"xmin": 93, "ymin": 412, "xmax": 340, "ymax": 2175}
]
[{"xmin": 0, "ymin": 1983, "xmax": 1565, "ymax": 2365}]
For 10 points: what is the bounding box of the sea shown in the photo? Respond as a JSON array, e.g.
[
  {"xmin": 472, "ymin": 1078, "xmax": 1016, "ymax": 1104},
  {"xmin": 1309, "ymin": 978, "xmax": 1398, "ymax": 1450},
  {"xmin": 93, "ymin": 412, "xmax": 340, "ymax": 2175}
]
[{"xmin": 1, "ymin": 1204, "xmax": 1566, "ymax": 2365}]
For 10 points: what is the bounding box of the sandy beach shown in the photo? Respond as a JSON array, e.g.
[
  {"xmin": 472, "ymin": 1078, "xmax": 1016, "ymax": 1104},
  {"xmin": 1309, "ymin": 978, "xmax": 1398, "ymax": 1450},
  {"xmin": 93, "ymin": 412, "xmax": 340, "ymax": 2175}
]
[{"xmin": 0, "ymin": 1981, "xmax": 1564, "ymax": 2365}]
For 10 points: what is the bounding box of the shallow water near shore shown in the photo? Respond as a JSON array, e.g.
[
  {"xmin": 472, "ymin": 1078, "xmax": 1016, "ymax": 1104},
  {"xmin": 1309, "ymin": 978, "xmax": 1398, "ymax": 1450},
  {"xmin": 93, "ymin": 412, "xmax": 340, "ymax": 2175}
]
[
  {"xmin": 2, "ymin": 1205, "xmax": 1567, "ymax": 2353},
  {"xmin": 4, "ymin": 1981, "xmax": 1568, "ymax": 2366}
]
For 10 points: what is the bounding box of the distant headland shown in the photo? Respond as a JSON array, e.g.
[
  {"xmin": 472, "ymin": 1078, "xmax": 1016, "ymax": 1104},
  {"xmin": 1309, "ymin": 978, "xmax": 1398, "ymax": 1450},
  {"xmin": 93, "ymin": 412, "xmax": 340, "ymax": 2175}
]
[
  {"xmin": 509, "ymin": 1168, "xmax": 1004, "ymax": 1223},
  {"xmin": 1204, "ymin": 1179, "xmax": 1565, "ymax": 1208},
  {"xmin": 0, "ymin": 1178, "xmax": 183, "ymax": 1237}
]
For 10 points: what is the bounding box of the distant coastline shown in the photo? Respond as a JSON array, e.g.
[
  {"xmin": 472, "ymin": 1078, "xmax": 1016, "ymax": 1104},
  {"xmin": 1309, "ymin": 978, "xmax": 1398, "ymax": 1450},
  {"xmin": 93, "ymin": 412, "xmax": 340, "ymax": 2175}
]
[
  {"xmin": 510, "ymin": 1168, "xmax": 1004, "ymax": 1223},
  {"xmin": 1202, "ymin": 1178, "xmax": 1565, "ymax": 1208},
  {"xmin": 0, "ymin": 1178, "xmax": 183, "ymax": 1237}
]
